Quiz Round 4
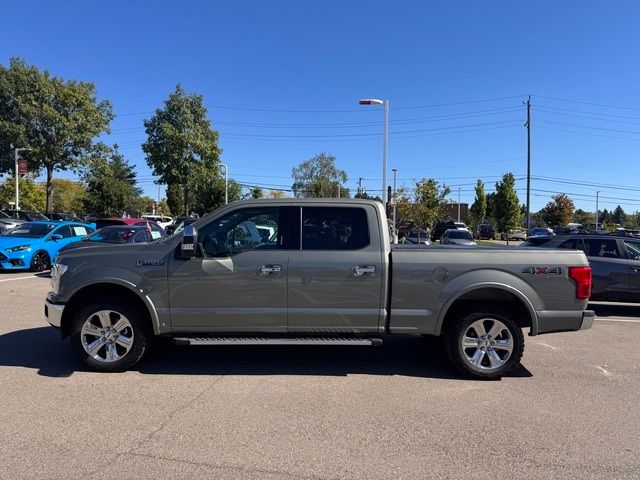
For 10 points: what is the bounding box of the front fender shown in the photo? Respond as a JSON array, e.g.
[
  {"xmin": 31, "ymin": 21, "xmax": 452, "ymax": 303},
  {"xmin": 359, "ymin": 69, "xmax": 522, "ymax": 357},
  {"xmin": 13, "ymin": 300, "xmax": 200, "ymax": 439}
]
[{"xmin": 435, "ymin": 269, "xmax": 542, "ymax": 336}]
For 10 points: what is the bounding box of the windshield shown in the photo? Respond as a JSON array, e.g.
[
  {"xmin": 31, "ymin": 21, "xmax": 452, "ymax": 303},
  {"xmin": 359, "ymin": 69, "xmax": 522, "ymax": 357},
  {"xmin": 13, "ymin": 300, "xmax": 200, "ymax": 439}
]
[
  {"xmin": 85, "ymin": 227, "xmax": 137, "ymax": 243},
  {"xmin": 0, "ymin": 211, "xmax": 10, "ymax": 219},
  {"xmin": 4, "ymin": 223, "xmax": 56, "ymax": 238},
  {"xmin": 448, "ymin": 230, "xmax": 473, "ymax": 240}
]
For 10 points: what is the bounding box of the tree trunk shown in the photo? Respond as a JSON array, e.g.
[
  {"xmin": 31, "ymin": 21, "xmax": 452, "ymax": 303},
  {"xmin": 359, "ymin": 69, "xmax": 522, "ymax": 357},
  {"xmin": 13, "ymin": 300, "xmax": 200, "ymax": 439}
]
[
  {"xmin": 45, "ymin": 164, "xmax": 54, "ymax": 213},
  {"xmin": 183, "ymin": 185, "xmax": 189, "ymax": 216}
]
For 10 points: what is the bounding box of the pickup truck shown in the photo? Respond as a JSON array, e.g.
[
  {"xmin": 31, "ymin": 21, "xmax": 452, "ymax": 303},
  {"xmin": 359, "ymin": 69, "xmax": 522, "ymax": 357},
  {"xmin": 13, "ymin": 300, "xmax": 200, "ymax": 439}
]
[{"xmin": 44, "ymin": 199, "xmax": 594, "ymax": 379}]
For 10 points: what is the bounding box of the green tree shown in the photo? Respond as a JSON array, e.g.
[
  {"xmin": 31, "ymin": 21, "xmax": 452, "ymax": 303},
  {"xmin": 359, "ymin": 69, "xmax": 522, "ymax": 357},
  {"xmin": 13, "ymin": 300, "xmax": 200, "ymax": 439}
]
[
  {"xmin": 248, "ymin": 186, "xmax": 264, "ymax": 199},
  {"xmin": 573, "ymin": 208, "xmax": 594, "ymax": 227},
  {"xmin": 191, "ymin": 175, "xmax": 242, "ymax": 216},
  {"xmin": 494, "ymin": 173, "xmax": 521, "ymax": 234},
  {"xmin": 469, "ymin": 179, "xmax": 487, "ymax": 230},
  {"xmin": 157, "ymin": 199, "xmax": 171, "ymax": 216},
  {"xmin": 612, "ymin": 205, "xmax": 626, "ymax": 225},
  {"xmin": 82, "ymin": 145, "xmax": 142, "ymax": 217},
  {"xmin": 51, "ymin": 179, "xmax": 86, "ymax": 213},
  {"xmin": 292, "ymin": 153, "xmax": 347, "ymax": 198},
  {"xmin": 0, "ymin": 177, "xmax": 46, "ymax": 211},
  {"xmin": 142, "ymin": 84, "xmax": 221, "ymax": 215},
  {"xmin": 411, "ymin": 178, "xmax": 451, "ymax": 228},
  {"xmin": 0, "ymin": 57, "xmax": 113, "ymax": 212},
  {"xmin": 166, "ymin": 183, "xmax": 184, "ymax": 218},
  {"xmin": 541, "ymin": 193, "xmax": 575, "ymax": 227},
  {"xmin": 268, "ymin": 190, "xmax": 288, "ymax": 199},
  {"xmin": 485, "ymin": 192, "xmax": 497, "ymax": 222}
]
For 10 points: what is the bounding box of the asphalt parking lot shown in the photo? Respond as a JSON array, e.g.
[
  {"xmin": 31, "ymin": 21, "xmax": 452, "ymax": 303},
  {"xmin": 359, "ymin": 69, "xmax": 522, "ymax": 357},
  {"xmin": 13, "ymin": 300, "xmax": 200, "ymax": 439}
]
[{"xmin": 0, "ymin": 272, "xmax": 639, "ymax": 479}]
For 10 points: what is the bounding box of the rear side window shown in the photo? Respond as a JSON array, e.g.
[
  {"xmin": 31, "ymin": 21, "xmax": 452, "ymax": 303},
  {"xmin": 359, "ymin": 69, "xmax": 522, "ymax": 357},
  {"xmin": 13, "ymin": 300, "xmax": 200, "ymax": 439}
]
[
  {"xmin": 582, "ymin": 239, "xmax": 620, "ymax": 258},
  {"xmin": 302, "ymin": 207, "xmax": 369, "ymax": 250},
  {"xmin": 559, "ymin": 238, "xmax": 582, "ymax": 249}
]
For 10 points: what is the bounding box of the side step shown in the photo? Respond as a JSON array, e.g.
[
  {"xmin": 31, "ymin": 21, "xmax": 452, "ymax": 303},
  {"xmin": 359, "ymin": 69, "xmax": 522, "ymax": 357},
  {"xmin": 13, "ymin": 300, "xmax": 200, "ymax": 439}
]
[{"xmin": 173, "ymin": 336, "xmax": 383, "ymax": 346}]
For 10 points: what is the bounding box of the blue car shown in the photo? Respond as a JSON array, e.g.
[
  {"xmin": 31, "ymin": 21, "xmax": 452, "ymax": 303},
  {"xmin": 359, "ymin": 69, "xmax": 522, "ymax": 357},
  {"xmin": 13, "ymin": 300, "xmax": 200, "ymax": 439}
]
[{"xmin": 0, "ymin": 221, "xmax": 95, "ymax": 271}]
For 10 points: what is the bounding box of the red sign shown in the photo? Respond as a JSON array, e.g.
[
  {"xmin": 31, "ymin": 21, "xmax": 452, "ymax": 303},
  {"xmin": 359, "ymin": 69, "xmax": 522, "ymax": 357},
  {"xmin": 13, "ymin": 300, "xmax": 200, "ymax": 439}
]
[{"xmin": 17, "ymin": 159, "xmax": 28, "ymax": 177}]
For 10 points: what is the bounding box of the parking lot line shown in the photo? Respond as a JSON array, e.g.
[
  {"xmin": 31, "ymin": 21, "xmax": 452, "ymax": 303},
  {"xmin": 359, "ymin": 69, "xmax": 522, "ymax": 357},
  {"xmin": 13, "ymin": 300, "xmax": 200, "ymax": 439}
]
[
  {"xmin": 595, "ymin": 318, "xmax": 640, "ymax": 324},
  {"xmin": 0, "ymin": 275, "xmax": 40, "ymax": 283}
]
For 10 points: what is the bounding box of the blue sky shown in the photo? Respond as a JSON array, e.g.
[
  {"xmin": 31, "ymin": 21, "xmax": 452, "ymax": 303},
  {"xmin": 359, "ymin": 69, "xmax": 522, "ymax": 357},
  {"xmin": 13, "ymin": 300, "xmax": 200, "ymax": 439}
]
[{"xmin": 1, "ymin": 0, "xmax": 640, "ymax": 214}]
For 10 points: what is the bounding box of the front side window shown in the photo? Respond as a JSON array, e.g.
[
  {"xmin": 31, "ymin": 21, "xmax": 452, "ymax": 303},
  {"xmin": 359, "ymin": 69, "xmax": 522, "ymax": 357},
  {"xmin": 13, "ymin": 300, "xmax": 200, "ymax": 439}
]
[
  {"xmin": 624, "ymin": 240, "xmax": 640, "ymax": 260},
  {"xmin": 53, "ymin": 225, "xmax": 73, "ymax": 238},
  {"xmin": 302, "ymin": 207, "xmax": 369, "ymax": 250},
  {"xmin": 197, "ymin": 207, "xmax": 280, "ymax": 257}
]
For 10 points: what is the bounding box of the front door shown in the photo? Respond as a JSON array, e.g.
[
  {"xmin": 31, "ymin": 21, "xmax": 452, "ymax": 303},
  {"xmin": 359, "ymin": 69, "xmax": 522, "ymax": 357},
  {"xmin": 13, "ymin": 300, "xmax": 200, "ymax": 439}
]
[
  {"xmin": 168, "ymin": 205, "xmax": 290, "ymax": 332},
  {"xmin": 287, "ymin": 205, "xmax": 384, "ymax": 334},
  {"xmin": 623, "ymin": 239, "xmax": 640, "ymax": 300}
]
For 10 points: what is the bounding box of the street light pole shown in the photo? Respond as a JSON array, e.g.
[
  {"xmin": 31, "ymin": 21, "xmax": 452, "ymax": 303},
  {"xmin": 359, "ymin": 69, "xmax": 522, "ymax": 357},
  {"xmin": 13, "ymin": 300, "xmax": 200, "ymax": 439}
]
[
  {"xmin": 457, "ymin": 187, "xmax": 461, "ymax": 222},
  {"xmin": 392, "ymin": 168, "xmax": 398, "ymax": 244},
  {"xmin": 14, "ymin": 147, "xmax": 30, "ymax": 211},
  {"xmin": 220, "ymin": 163, "xmax": 229, "ymax": 205},
  {"xmin": 359, "ymin": 98, "xmax": 389, "ymax": 204}
]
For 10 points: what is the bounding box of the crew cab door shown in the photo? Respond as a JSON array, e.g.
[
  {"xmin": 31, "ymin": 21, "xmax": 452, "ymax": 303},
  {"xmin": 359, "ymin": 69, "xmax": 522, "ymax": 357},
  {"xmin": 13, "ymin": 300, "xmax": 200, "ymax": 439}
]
[
  {"xmin": 622, "ymin": 239, "xmax": 640, "ymax": 299},
  {"xmin": 287, "ymin": 205, "xmax": 385, "ymax": 334},
  {"xmin": 167, "ymin": 205, "xmax": 291, "ymax": 332}
]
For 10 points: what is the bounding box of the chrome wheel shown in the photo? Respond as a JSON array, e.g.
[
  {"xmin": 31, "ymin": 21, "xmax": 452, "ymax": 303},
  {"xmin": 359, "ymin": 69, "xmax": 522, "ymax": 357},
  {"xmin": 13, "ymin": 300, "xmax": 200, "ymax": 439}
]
[
  {"xmin": 80, "ymin": 310, "xmax": 134, "ymax": 363},
  {"xmin": 461, "ymin": 318, "xmax": 514, "ymax": 371}
]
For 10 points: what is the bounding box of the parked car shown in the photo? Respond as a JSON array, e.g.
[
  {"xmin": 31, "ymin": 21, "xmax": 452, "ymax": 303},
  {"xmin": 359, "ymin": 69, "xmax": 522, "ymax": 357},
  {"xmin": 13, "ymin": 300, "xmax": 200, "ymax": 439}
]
[
  {"xmin": 0, "ymin": 221, "xmax": 94, "ymax": 271},
  {"xmin": 528, "ymin": 227, "xmax": 553, "ymax": 237},
  {"xmin": 48, "ymin": 213, "xmax": 83, "ymax": 222},
  {"xmin": 59, "ymin": 225, "xmax": 167, "ymax": 253},
  {"xmin": 501, "ymin": 230, "xmax": 527, "ymax": 241},
  {"xmin": 524, "ymin": 234, "xmax": 640, "ymax": 302},
  {"xmin": 2, "ymin": 209, "xmax": 49, "ymax": 221},
  {"xmin": 46, "ymin": 199, "xmax": 593, "ymax": 379},
  {"xmin": 404, "ymin": 229, "xmax": 431, "ymax": 245},
  {"xmin": 476, "ymin": 223, "xmax": 496, "ymax": 240},
  {"xmin": 431, "ymin": 220, "xmax": 457, "ymax": 242},
  {"xmin": 0, "ymin": 210, "xmax": 25, "ymax": 234},
  {"xmin": 94, "ymin": 217, "xmax": 164, "ymax": 233},
  {"xmin": 441, "ymin": 228, "xmax": 476, "ymax": 245}
]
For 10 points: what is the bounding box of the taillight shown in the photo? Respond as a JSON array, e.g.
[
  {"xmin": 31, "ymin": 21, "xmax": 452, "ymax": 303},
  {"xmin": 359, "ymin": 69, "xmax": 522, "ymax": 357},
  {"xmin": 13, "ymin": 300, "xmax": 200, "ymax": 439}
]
[{"xmin": 569, "ymin": 266, "xmax": 592, "ymax": 299}]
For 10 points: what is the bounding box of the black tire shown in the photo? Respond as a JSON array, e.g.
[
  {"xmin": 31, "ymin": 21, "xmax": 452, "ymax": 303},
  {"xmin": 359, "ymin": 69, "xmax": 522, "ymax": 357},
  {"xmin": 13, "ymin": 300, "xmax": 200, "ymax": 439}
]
[
  {"xmin": 443, "ymin": 307, "xmax": 525, "ymax": 380},
  {"xmin": 30, "ymin": 250, "xmax": 50, "ymax": 272},
  {"xmin": 70, "ymin": 298, "xmax": 153, "ymax": 372}
]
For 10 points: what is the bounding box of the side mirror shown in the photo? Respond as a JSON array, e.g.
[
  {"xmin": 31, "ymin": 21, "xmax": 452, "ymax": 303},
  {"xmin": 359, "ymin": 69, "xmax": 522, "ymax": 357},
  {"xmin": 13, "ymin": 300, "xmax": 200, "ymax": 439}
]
[
  {"xmin": 181, "ymin": 224, "xmax": 197, "ymax": 259},
  {"xmin": 50, "ymin": 234, "xmax": 63, "ymax": 241}
]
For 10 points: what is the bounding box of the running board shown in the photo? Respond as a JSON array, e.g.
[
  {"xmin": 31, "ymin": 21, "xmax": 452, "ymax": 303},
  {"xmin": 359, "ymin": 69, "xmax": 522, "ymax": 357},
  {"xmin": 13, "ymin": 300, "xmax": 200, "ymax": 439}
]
[{"xmin": 173, "ymin": 336, "xmax": 383, "ymax": 346}]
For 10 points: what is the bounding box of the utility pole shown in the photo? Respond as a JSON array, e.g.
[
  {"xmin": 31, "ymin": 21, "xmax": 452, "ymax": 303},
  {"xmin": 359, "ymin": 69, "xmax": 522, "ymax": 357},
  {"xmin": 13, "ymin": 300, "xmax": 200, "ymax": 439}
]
[
  {"xmin": 525, "ymin": 95, "xmax": 531, "ymax": 232},
  {"xmin": 392, "ymin": 168, "xmax": 398, "ymax": 244},
  {"xmin": 457, "ymin": 187, "xmax": 461, "ymax": 222},
  {"xmin": 595, "ymin": 191, "xmax": 600, "ymax": 230},
  {"xmin": 358, "ymin": 177, "xmax": 363, "ymax": 197}
]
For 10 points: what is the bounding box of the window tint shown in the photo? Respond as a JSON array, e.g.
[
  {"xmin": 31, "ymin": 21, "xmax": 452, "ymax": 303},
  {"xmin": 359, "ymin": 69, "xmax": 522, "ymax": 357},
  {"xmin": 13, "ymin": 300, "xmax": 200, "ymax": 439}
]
[
  {"xmin": 133, "ymin": 231, "xmax": 149, "ymax": 243},
  {"xmin": 197, "ymin": 207, "xmax": 281, "ymax": 257},
  {"xmin": 302, "ymin": 207, "xmax": 369, "ymax": 250},
  {"xmin": 624, "ymin": 240, "xmax": 640, "ymax": 260},
  {"xmin": 559, "ymin": 238, "xmax": 581, "ymax": 249},
  {"xmin": 53, "ymin": 225, "xmax": 73, "ymax": 238},
  {"xmin": 583, "ymin": 239, "xmax": 620, "ymax": 258}
]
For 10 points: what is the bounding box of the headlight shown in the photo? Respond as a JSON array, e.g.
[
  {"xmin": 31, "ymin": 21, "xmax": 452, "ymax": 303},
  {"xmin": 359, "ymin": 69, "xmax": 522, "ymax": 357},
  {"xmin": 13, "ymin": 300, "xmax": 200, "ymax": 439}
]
[
  {"xmin": 6, "ymin": 244, "xmax": 30, "ymax": 252},
  {"xmin": 50, "ymin": 263, "xmax": 68, "ymax": 294}
]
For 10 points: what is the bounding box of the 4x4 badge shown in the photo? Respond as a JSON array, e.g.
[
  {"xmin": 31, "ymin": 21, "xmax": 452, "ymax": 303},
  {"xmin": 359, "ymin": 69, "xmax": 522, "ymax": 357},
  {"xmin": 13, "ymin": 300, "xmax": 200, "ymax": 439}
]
[{"xmin": 521, "ymin": 266, "xmax": 562, "ymax": 275}]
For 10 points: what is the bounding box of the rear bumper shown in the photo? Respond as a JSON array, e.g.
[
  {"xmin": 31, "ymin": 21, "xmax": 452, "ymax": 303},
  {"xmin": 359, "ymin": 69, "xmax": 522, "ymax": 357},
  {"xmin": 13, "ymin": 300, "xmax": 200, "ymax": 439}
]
[
  {"xmin": 536, "ymin": 309, "xmax": 595, "ymax": 335},
  {"xmin": 44, "ymin": 299, "xmax": 65, "ymax": 328}
]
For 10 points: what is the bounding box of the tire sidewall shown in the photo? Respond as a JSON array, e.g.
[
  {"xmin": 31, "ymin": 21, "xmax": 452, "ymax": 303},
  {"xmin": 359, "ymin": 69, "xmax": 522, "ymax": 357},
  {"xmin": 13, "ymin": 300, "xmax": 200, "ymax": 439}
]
[
  {"xmin": 444, "ymin": 309, "xmax": 525, "ymax": 380},
  {"xmin": 70, "ymin": 299, "xmax": 152, "ymax": 372}
]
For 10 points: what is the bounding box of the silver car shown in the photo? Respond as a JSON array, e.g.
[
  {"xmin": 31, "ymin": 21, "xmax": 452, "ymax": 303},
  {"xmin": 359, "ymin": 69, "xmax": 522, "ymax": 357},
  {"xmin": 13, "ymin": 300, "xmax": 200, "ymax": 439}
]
[{"xmin": 440, "ymin": 228, "xmax": 476, "ymax": 245}]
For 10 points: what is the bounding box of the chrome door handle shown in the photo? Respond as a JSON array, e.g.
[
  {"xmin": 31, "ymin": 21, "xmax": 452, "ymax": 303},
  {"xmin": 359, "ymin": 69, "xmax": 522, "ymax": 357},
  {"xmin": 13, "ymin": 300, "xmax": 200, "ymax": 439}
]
[
  {"xmin": 632, "ymin": 266, "xmax": 640, "ymax": 272},
  {"xmin": 353, "ymin": 265, "xmax": 376, "ymax": 276},
  {"xmin": 259, "ymin": 264, "xmax": 282, "ymax": 275}
]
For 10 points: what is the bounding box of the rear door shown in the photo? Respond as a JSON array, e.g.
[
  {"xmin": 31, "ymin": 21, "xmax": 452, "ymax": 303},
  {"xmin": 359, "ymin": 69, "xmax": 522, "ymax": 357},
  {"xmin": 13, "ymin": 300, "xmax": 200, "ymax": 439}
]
[
  {"xmin": 622, "ymin": 239, "xmax": 640, "ymax": 300},
  {"xmin": 580, "ymin": 238, "xmax": 629, "ymax": 300},
  {"xmin": 287, "ymin": 205, "xmax": 384, "ymax": 334}
]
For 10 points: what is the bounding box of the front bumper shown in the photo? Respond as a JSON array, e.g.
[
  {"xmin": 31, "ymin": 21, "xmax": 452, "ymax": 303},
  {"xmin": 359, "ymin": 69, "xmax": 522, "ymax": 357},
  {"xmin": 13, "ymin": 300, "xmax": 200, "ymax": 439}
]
[
  {"xmin": 44, "ymin": 299, "xmax": 65, "ymax": 328},
  {"xmin": 0, "ymin": 250, "xmax": 30, "ymax": 270}
]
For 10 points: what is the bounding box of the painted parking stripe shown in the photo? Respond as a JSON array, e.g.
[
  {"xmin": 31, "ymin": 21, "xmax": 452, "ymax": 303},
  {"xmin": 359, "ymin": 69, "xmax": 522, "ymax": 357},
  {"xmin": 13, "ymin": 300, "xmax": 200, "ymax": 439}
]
[
  {"xmin": 595, "ymin": 318, "xmax": 640, "ymax": 324},
  {"xmin": 0, "ymin": 275, "xmax": 42, "ymax": 282}
]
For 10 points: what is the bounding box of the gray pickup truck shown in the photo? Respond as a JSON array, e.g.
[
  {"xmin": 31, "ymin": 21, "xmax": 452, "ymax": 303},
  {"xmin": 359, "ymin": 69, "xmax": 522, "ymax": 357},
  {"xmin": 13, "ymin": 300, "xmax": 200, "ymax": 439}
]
[{"xmin": 44, "ymin": 199, "xmax": 594, "ymax": 379}]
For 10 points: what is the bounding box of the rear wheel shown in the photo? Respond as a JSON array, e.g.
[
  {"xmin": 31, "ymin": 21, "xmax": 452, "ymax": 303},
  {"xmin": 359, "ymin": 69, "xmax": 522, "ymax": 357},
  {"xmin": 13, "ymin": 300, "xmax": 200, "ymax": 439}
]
[
  {"xmin": 30, "ymin": 251, "xmax": 50, "ymax": 272},
  {"xmin": 443, "ymin": 307, "xmax": 524, "ymax": 380},
  {"xmin": 70, "ymin": 298, "xmax": 153, "ymax": 372}
]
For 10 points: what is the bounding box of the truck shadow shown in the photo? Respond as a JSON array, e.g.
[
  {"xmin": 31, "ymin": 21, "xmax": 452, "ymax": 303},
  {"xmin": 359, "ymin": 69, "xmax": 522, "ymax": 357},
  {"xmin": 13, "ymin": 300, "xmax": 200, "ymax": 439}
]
[
  {"xmin": 589, "ymin": 302, "xmax": 640, "ymax": 318},
  {"xmin": 0, "ymin": 327, "xmax": 533, "ymax": 380}
]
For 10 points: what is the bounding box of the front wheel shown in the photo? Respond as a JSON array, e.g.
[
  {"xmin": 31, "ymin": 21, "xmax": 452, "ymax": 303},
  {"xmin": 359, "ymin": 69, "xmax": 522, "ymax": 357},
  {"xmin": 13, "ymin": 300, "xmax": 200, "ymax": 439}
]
[
  {"xmin": 443, "ymin": 308, "xmax": 525, "ymax": 380},
  {"xmin": 70, "ymin": 299, "xmax": 153, "ymax": 372},
  {"xmin": 30, "ymin": 251, "xmax": 50, "ymax": 272}
]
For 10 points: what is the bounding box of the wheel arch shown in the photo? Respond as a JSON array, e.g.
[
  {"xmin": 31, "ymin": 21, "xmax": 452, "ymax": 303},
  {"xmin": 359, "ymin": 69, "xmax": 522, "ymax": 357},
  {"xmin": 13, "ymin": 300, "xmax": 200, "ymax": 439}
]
[
  {"xmin": 437, "ymin": 283, "xmax": 539, "ymax": 336},
  {"xmin": 60, "ymin": 281, "xmax": 161, "ymax": 338}
]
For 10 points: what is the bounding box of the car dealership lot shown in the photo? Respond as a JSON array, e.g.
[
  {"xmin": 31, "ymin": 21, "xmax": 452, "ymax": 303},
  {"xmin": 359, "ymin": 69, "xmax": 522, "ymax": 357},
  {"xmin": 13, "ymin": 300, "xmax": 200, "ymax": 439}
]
[{"xmin": 0, "ymin": 275, "xmax": 638, "ymax": 479}]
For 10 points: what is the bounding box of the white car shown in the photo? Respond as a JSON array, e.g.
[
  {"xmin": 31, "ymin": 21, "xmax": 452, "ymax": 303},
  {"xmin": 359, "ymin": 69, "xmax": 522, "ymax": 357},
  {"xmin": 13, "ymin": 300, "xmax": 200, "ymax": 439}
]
[
  {"xmin": 142, "ymin": 214, "xmax": 173, "ymax": 229},
  {"xmin": 501, "ymin": 230, "xmax": 527, "ymax": 241}
]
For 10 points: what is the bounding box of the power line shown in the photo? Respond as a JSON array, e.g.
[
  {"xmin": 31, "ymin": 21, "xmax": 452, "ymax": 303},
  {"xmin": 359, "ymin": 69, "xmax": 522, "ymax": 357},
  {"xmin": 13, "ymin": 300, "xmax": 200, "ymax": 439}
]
[{"xmin": 534, "ymin": 94, "xmax": 640, "ymax": 112}]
